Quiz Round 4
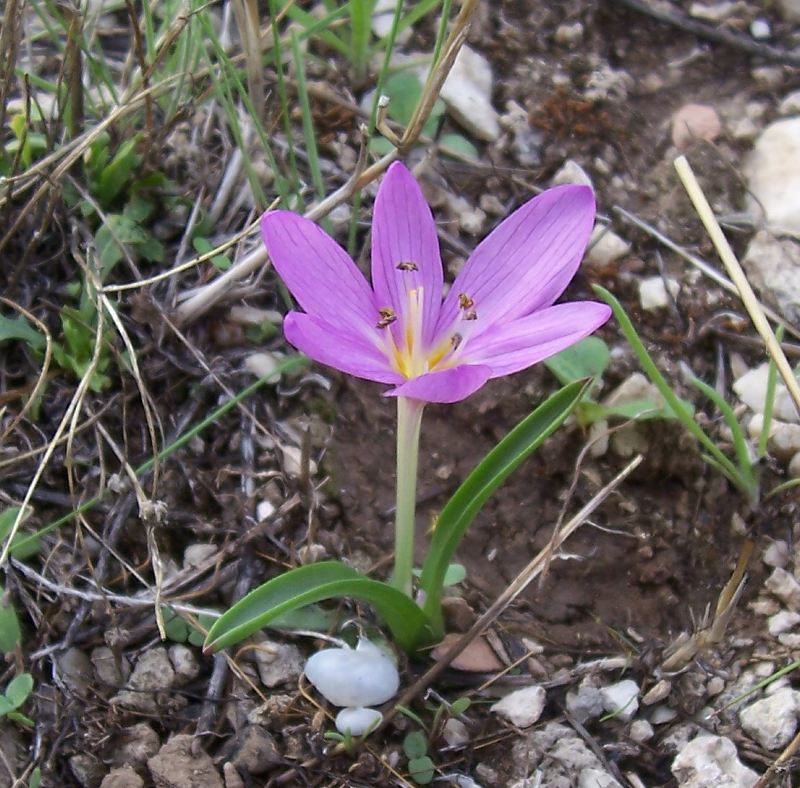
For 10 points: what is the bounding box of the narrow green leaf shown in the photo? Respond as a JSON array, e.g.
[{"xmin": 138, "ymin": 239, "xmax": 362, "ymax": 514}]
[
  {"xmin": 0, "ymin": 586, "xmax": 20, "ymax": 653},
  {"xmin": 205, "ymin": 561, "xmax": 433, "ymax": 654},
  {"xmin": 0, "ymin": 508, "xmax": 41, "ymax": 560},
  {"xmin": 0, "ymin": 314, "xmax": 46, "ymax": 351},
  {"xmin": 419, "ymin": 380, "xmax": 589, "ymax": 633}
]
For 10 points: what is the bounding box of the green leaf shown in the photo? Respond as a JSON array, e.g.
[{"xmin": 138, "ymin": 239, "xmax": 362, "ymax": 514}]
[
  {"xmin": 449, "ymin": 697, "xmax": 470, "ymax": 715},
  {"xmin": 28, "ymin": 766, "xmax": 41, "ymax": 788},
  {"xmin": 419, "ymin": 380, "xmax": 590, "ymax": 635},
  {"xmin": 403, "ymin": 730, "xmax": 428, "ymax": 759},
  {"xmin": 187, "ymin": 613, "xmax": 218, "ymax": 647},
  {"xmin": 439, "ymin": 133, "xmax": 479, "ymax": 160},
  {"xmin": 408, "ymin": 756, "xmax": 435, "ymax": 784},
  {"xmin": 0, "ymin": 508, "xmax": 41, "ymax": 560},
  {"xmin": 0, "ymin": 314, "xmax": 46, "ymax": 351},
  {"xmin": 544, "ymin": 336, "xmax": 609, "ymax": 386},
  {"xmin": 161, "ymin": 606, "xmax": 190, "ymax": 643},
  {"xmin": 442, "ymin": 563, "xmax": 467, "ymax": 587},
  {"xmin": 204, "ymin": 561, "xmax": 434, "ymax": 654},
  {"xmin": 96, "ymin": 136, "xmax": 141, "ymax": 206},
  {"xmin": 95, "ymin": 214, "xmax": 149, "ymax": 277},
  {"xmin": 4, "ymin": 674, "xmax": 33, "ymax": 709},
  {"xmin": 0, "ymin": 586, "xmax": 20, "ymax": 654},
  {"xmin": 123, "ymin": 194, "xmax": 154, "ymax": 223}
]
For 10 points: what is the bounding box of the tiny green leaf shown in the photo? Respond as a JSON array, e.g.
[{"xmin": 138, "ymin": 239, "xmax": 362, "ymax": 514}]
[
  {"xmin": 4, "ymin": 674, "xmax": 33, "ymax": 709},
  {"xmin": 407, "ymin": 755, "xmax": 435, "ymax": 784},
  {"xmin": 544, "ymin": 336, "xmax": 610, "ymax": 386},
  {"xmin": 0, "ymin": 314, "xmax": 46, "ymax": 351},
  {"xmin": 449, "ymin": 697, "xmax": 471, "ymax": 715},
  {"xmin": 403, "ymin": 730, "xmax": 428, "ymax": 759},
  {"xmin": 0, "ymin": 586, "xmax": 20, "ymax": 654}
]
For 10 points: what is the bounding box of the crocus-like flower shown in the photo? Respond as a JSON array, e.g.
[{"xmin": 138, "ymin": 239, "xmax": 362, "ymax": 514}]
[{"xmin": 261, "ymin": 162, "xmax": 610, "ymax": 403}]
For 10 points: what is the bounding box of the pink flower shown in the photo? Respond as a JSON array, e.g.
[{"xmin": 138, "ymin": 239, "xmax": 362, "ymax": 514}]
[{"xmin": 261, "ymin": 162, "xmax": 610, "ymax": 403}]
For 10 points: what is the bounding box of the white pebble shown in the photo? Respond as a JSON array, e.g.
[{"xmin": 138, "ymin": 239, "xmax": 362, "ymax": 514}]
[
  {"xmin": 490, "ymin": 685, "xmax": 546, "ymax": 728},
  {"xmin": 335, "ymin": 707, "xmax": 383, "ymax": 736},
  {"xmin": 600, "ymin": 680, "xmax": 639, "ymax": 722}
]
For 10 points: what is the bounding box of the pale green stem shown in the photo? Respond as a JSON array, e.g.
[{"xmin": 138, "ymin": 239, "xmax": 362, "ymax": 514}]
[{"xmin": 393, "ymin": 396, "xmax": 425, "ymax": 596}]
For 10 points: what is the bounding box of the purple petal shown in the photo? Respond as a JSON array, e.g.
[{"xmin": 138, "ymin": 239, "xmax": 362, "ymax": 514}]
[
  {"xmin": 384, "ymin": 364, "xmax": 492, "ymax": 403},
  {"xmin": 284, "ymin": 312, "xmax": 402, "ymax": 384},
  {"xmin": 435, "ymin": 185, "xmax": 595, "ymax": 341},
  {"xmin": 262, "ymin": 211, "xmax": 378, "ymax": 341},
  {"xmin": 371, "ymin": 162, "xmax": 444, "ymax": 346},
  {"xmin": 467, "ymin": 302, "xmax": 611, "ymax": 378}
]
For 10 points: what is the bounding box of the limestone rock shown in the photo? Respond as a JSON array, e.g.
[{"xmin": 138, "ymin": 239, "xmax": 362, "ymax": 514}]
[
  {"xmin": 742, "ymin": 232, "xmax": 800, "ymax": 323},
  {"xmin": 745, "ymin": 119, "xmax": 800, "ymax": 234},
  {"xmin": 672, "ymin": 735, "xmax": 757, "ymax": 787},
  {"xmin": 739, "ymin": 688, "xmax": 800, "ymax": 750},
  {"xmin": 599, "ymin": 680, "xmax": 639, "ymax": 722},
  {"xmin": 490, "ymin": 685, "xmax": 546, "ymax": 728},
  {"xmin": 255, "ymin": 639, "xmax": 304, "ymax": 689},
  {"xmin": 440, "ymin": 46, "xmax": 500, "ymax": 142}
]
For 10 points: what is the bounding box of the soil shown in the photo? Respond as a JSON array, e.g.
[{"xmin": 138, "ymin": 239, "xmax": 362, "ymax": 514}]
[{"xmin": 3, "ymin": 0, "xmax": 800, "ymax": 786}]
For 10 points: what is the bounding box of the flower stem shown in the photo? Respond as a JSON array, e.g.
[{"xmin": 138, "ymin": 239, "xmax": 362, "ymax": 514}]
[{"xmin": 393, "ymin": 396, "xmax": 424, "ymax": 596}]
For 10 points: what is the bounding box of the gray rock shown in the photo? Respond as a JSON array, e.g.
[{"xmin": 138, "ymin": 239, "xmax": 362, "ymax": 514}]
[
  {"xmin": 671, "ymin": 735, "xmax": 758, "ymax": 787},
  {"xmin": 743, "ymin": 232, "xmax": 800, "ymax": 323},
  {"xmin": 255, "ymin": 640, "xmax": 304, "ymax": 689},
  {"xmin": 630, "ymin": 719, "xmax": 655, "ymax": 743},
  {"xmin": 148, "ymin": 735, "xmax": 223, "ymax": 788},
  {"xmin": 770, "ymin": 422, "xmax": 800, "ymax": 462},
  {"xmin": 765, "ymin": 567, "xmax": 800, "ymax": 610},
  {"xmin": 231, "ymin": 725, "xmax": 281, "ymax": 775},
  {"xmin": 790, "ymin": 451, "xmax": 800, "ymax": 478},
  {"xmin": 767, "ymin": 609, "xmax": 799, "ymax": 636},
  {"xmin": 552, "ymin": 159, "xmax": 593, "ymax": 188},
  {"xmin": 639, "ymin": 276, "xmax": 680, "ymax": 311},
  {"xmin": 112, "ymin": 647, "xmax": 175, "ymax": 713},
  {"xmin": 745, "ymin": 119, "xmax": 800, "ymax": 234},
  {"xmin": 566, "ymin": 683, "xmax": 605, "ymax": 724},
  {"xmin": 443, "ymin": 718, "xmax": 470, "ymax": 747},
  {"xmin": 100, "ymin": 767, "xmax": 144, "ymax": 788},
  {"xmin": 168, "ymin": 644, "xmax": 200, "ymax": 685},
  {"xmin": 599, "ymin": 680, "xmax": 639, "ymax": 722},
  {"xmin": 739, "ymin": 688, "xmax": 800, "ymax": 750},
  {"xmin": 440, "ymin": 46, "xmax": 500, "ymax": 142},
  {"xmin": 69, "ymin": 754, "xmax": 105, "ymax": 788},
  {"xmin": 490, "ymin": 685, "xmax": 546, "ymax": 728},
  {"xmin": 111, "ymin": 723, "xmax": 160, "ymax": 769},
  {"xmin": 91, "ymin": 646, "xmax": 129, "ymax": 689},
  {"xmin": 578, "ymin": 769, "xmax": 622, "ymax": 788},
  {"xmin": 57, "ymin": 647, "xmax": 93, "ymax": 696}
]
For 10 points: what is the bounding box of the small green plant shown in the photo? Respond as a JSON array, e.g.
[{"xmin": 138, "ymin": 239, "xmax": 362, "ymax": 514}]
[
  {"xmin": 0, "ymin": 674, "xmax": 35, "ymax": 727},
  {"xmin": 161, "ymin": 607, "xmax": 217, "ymax": 647}
]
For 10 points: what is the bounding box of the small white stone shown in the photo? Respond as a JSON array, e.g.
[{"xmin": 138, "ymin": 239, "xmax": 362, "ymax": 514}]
[
  {"xmin": 764, "ymin": 540, "xmax": 790, "ymax": 569},
  {"xmin": 554, "ymin": 21, "xmax": 584, "ymax": 46},
  {"xmin": 779, "ymin": 90, "xmax": 800, "ymax": 116},
  {"xmin": 638, "ymin": 276, "xmax": 680, "ymax": 311},
  {"xmin": 603, "ymin": 373, "xmax": 663, "ymax": 412},
  {"xmin": 734, "ymin": 363, "xmax": 800, "ymax": 423},
  {"xmin": 599, "ymin": 680, "xmax": 639, "ymax": 722},
  {"xmin": 168, "ymin": 644, "xmax": 201, "ymax": 684},
  {"xmin": 440, "ymin": 46, "xmax": 500, "ymax": 142},
  {"xmin": 671, "ymin": 103, "xmax": 722, "ymax": 149},
  {"xmin": 765, "ymin": 567, "xmax": 800, "ymax": 610},
  {"xmin": 629, "ymin": 720, "xmax": 654, "ymax": 743},
  {"xmin": 740, "ymin": 688, "xmax": 800, "ymax": 750},
  {"xmin": 587, "ymin": 226, "xmax": 631, "ymax": 267},
  {"xmin": 671, "ymin": 735, "xmax": 758, "ymax": 787},
  {"xmin": 770, "ymin": 422, "xmax": 800, "ymax": 462},
  {"xmin": 245, "ymin": 352, "xmax": 283, "ymax": 382},
  {"xmin": 789, "ymin": 451, "xmax": 800, "ymax": 478},
  {"xmin": 183, "ymin": 543, "xmax": 216, "ymax": 569},
  {"xmin": 305, "ymin": 638, "xmax": 399, "ymax": 708},
  {"xmin": 689, "ymin": 1, "xmax": 740, "ymax": 21},
  {"xmin": 767, "ymin": 610, "xmax": 800, "ymax": 636},
  {"xmin": 779, "ymin": 0, "xmax": 800, "ymax": 22},
  {"xmin": 256, "ymin": 500, "xmax": 276, "ymax": 521},
  {"xmin": 750, "ymin": 18, "xmax": 771, "ymax": 39},
  {"xmin": 578, "ymin": 768, "xmax": 622, "ymax": 788},
  {"xmin": 551, "ymin": 159, "xmax": 593, "ymax": 188},
  {"xmin": 334, "ymin": 707, "xmax": 383, "ymax": 736},
  {"xmin": 566, "ymin": 684, "xmax": 605, "ymax": 723},
  {"xmin": 642, "ymin": 679, "xmax": 672, "ymax": 705},
  {"xmin": 443, "ymin": 718, "xmax": 470, "ymax": 747},
  {"xmin": 745, "ymin": 119, "xmax": 800, "ymax": 234},
  {"xmin": 281, "ymin": 445, "xmax": 317, "ymax": 479},
  {"xmin": 706, "ymin": 676, "xmax": 725, "ymax": 697},
  {"xmin": 490, "ymin": 685, "xmax": 546, "ymax": 728}
]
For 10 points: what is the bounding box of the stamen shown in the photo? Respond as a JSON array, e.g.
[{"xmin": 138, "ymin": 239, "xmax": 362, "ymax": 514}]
[
  {"xmin": 463, "ymin": 309, "xmax": 477, "ymax": 321},
  {"xmin": 450, "ymin": 333, "xmax": 463, "ymax": 350},
  {"xmin": 458, "ymin": 292, "xmax": 475, "ymax": 310},
  {"xmin": 396, "ymin": 261, "xmax": 419, "ymax": 271},
  {"xmin": 376, "ymin": 306, "xmax": 397, "ymax": 329}
]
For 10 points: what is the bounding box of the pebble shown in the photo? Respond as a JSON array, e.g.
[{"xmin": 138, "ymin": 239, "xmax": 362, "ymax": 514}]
[
  {"xmin": 599, "ymin": 680, "xmax": 639, "ymax": 722},
  {"xmin": 586, "ymin": 226, "xmax": 631, "ymax": 267},
  {"xmin": 551, "ymin": 159, "xmax": 594, "ymax": 188},
  {"xmin": 168, "ymin": 644, "xmax": 201, "ymax": 684},
  {"xmin": 584, "ymin": 64, "xmax": 632, "ymax": 102},
  {"xmin": 69, "ymin": 754, "xmax": 105, "ymax": 788},
  {"xmin": 244, "ymin": 352, "xmax": 284, "ymax": 383},
  {"xmin": 650, "ymin": 705, "xmax": 678, "ymax": 725},
  {"xmin": 739, "ymin": 688, "xmax": 800, "ymax": 750},
  {"xmin": 111, "ymin": 723, "xmax": 160, "ymax": 769},
  {"xmin": 305, "ymin": 638, "xmax": 399, "ymax": 707},
  {"xmin": 100, "ymin": 766, "xmax": 144, "ymax": 788},
  {"xmin": 742, "ymin": 232, "xmax": 800, "ymax": 324},
  {"xmin": 566, "ymin": 683, "xmax": 605, "ymax": 723},
  {"xmin": 733, "ymin": 363, "xmax": 800, "ymax": 424},
  {"xmin": 432, "ymin": 633, "xmax": 503, "ymax": 672},
  {"xmin": 490, "ymin": 685, "xmax": 546, "ymax": 728},
  {"xmin": 750, "ymin": 18, "xmax": 771, "ymax": 39},
  {"xmin": 57, "ymin": 647, "xmax": 94, "ymax": 696},
  {"xmin": 604, "ymin": 373, "xmax": 663, "ymax": 412},
  {"xmin": 689, "ymin": 1, "xmax": 741, "ymax": 21},
  {"xmin": 148, "ymin": 735, "xmax": 223, "ymax": 788},
  {"xmin": 443, "ymin": 718, "xmax": 470, "ymax": 747},
  {"xmin": 706, "ymin": 676, "xmax": 725, "ymax": 697},
  {"xmin": 767, "ymin": 610, "xmax": 800, "ymax": 636},
  {"xmin": 638, "ymin": 276, "xmax": 680, "ymax": 311},
  {"xmin": 671, "ymin": 103, "xmax": 722, "ymax": 149},
  {"xmin": 501, "ymin": 101, "xmax": 543, "ymax": 167},
  {"xmin": 629, "ymin": 719, "xmax": 654, "ymax": 743},
  {"xmin": 578, "ymin": 769, "xmax": 622, "ymax": 788},
  {"xmin": 554, "ymin": 21, "xmax": 584, "ymax": 47},
  {"xmin": 671, "ymin": 735, "xmax": 758, "ymax": 787},
  {"xmin": 764, "ymin": 539, "xmax": 790, "ymax": 569},
  {"xmin": 642, "ymin": 679, "xmax": 672, "ymax": 705},
  {"xmin": 790, "ymin": 451, "xmax": 800, "ymax": 477},
  {"xmin": 770, "ymin": 422, "xmax": 800, "ymax": 462},
  {"xmin": 765, "ymin": 567, "xmax": 800, "ymax": 610},
  {"xmin": 231, "ymin": 725, "xmax": 281, "ymax": 774},
  {"xmin": 281, "ymin": 445, "xmax": 317, "ymax": 479},
  {"xmin": 255, "ymin": 639, "xmax": 304, "ymax": 689},
  {"xmin": 440, "ymin": 46, "xmax": 500, "ymax": 142},
  {"xmin": 256, "ymin": 499, "xmax": 276, "ymax": 521},
  {"xmin": 335, "ymin": 706, "xmax": 383, "ymax": 736},
  {"xmin": 371, "ymin": 0, "xmax": 410, "ymax": 40},
  {"xmin": 112, "ymin": 647, "xmax": 175, "ymax": 713},
  {"xmin": 745, "ymin": 118, "xmax": 800, "ymax": 234},
  {"xmin": 183, "ymin": 543, "xmax": 216, "ymax": 569}
]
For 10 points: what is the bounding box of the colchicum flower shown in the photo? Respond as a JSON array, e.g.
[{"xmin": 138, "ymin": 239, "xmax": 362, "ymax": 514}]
[
  {"xmin": 262, "ymin": 162, "xmax": 611, "ymax": 595},
  {"xmin": 261, "ymin": 162, "xmax": 610, "ymax": 404}
]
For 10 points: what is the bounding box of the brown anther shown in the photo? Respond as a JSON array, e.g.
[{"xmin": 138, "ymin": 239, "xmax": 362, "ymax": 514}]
[
  {"xmin": 396, "ymin": 261, "xmax": 419, "ymax": 271},
  {"xmin": 376, "ymin": 307, "xmax": 397, "ymax": 329},
  {"xmin": 463, "ymin": 309, "xmax": 478, "ymax": 321},
  {"xmin": 458, "ymin": 292, "xmax": 475, "ymax": 310},
  {"xmin": 450, "ymin": 333, "xmax": 463, "ymax": 350}
]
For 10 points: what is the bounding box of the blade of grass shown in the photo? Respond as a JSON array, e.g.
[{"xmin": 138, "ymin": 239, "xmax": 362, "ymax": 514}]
[
  {"xmin": 595, "ymin": 285, "xmax": 757, "ymax": 502},
  {"xmin": 759, "ymin": 324, "xmax": 785, "ymax": 458}
]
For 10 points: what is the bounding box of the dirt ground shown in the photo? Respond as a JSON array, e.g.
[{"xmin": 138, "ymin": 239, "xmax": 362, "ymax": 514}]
[{"xmin": 2, "ymin": 0, "xmax": 800, "ymax": 786}]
